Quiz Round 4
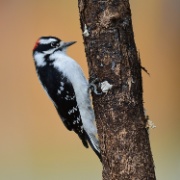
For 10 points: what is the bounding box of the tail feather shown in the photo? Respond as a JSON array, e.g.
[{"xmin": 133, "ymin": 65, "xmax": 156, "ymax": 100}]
[
  {"xmin": 77, "ymin": 133, "xmax": 89, "ymax": 149},
  {"xmin": 84, "ymin": 131, "xmax": 102, "ymax": 162},
  {"xmin": 77, "ymin": 130, "xmax": 101, "ymax": 162},
  {"xmin": 81, "ymin": 138, "xmax": 89, "ymax": 149}
]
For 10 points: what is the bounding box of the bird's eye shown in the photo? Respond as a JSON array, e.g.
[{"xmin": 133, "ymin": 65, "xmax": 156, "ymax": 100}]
[
  {"xmin": 51, "ymin": 42, "xmax": 60, "ymax": 48},
  {"xmin": 51, "ymin": 42, "xmax": 56, "ymax": 47}
]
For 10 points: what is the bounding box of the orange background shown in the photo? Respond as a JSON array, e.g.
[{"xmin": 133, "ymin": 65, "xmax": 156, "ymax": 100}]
[{"xmin": 0, "ymin": 0, "xmax": 179, "ymax": 179}]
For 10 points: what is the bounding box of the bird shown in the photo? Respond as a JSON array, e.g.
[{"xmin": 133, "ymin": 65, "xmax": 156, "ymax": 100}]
[{"xmin": 32, "ymin": 36, "xmax": 101, "ymax": 161}]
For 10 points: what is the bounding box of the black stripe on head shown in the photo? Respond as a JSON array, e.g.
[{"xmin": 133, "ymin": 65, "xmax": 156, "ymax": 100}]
[{"xmin": 33, "ymin": 36, "xmax": 61, "ymax": 53}]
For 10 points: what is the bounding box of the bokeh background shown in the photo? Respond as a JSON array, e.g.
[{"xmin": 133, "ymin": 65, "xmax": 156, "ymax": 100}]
[{"xmin": 0, "ymin": 0, "xmax": 179, "ymax": 179}]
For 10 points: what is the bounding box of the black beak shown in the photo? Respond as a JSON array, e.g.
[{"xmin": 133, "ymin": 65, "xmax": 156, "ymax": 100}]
[{"xmin": 61, "ymin": 41, "xmax": 76, "ymax": 48}]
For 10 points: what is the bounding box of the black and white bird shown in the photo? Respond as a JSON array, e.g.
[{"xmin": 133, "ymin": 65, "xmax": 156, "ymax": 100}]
[{"xmin": 32, "ymin": 36, "xmax": 101, "ymax": 161}]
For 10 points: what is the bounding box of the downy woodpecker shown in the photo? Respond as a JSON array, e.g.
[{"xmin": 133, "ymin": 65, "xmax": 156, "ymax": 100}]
[{"xmin": 32, "ymin": 36, "xmax": 101, "ymax": 161}]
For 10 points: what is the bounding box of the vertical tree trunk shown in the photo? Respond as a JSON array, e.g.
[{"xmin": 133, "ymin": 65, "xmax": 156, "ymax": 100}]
[{"xmin": 78, "ymin": 0, "xmax": 156, "ymax": 179}]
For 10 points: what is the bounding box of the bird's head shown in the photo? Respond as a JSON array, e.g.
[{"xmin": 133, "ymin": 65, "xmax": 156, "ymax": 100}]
[
  {"xmin": 33, "ymin": 36, "xmax": 76, "ymax": 55},
  {"xmin": 33, "ymin": 36, "xmax": 76, "ymax": 67}
]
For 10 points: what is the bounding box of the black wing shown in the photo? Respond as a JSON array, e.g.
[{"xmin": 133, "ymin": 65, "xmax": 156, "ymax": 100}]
[{"xmin": 37, "ymin": 64, "xmax": 88, "ymax": 148}]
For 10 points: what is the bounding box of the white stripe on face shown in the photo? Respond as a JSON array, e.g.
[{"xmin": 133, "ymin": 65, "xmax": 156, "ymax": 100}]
[{"xmin": 39, "ymin": 38, "xmax": 57, "ymax": 44}]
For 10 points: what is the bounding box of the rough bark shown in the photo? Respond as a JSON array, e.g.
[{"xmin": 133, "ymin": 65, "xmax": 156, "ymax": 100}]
[{"xmin": 78, "ymin": 0, "xmax": 156, "ymax": 179}]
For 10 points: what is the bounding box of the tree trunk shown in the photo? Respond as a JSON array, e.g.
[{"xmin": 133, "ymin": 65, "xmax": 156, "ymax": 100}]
[{"xmin": 78, "ymin": 0, "xmax": 156, "ymax": 179}]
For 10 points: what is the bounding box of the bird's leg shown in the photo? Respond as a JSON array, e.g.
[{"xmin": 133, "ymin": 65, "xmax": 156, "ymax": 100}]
[{"xmin": 89, "ymin": 78, "xmax": 102, "ymax": 95}]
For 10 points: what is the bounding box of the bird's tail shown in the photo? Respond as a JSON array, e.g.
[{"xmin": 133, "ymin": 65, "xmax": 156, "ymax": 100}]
[{"xmin": 84, "ymin": 131, "xmax": 102, "ymax": 162}]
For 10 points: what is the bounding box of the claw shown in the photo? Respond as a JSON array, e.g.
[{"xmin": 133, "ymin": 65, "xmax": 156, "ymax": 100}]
[{"xmin": 89, "ymin": 78, "xmax": 102, "ymax": 95}]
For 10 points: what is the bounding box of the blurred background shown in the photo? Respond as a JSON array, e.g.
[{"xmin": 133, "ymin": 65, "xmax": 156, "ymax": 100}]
[{"xmin": 0, "ymin": 0, "xmax": 179, "ymax": 179}]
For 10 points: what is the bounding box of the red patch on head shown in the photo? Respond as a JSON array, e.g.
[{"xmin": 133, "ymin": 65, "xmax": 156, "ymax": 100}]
[{"xmin": 33, "ymin": 39, "xmax": 39, "ymax": 51}]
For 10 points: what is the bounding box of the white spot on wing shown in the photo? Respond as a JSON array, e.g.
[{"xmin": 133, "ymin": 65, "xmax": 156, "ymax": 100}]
[
  {"xmin": 57, "ymin": 90, "xmax": 61, "ymax": 95},
  {"xmin": 57, "ymin": 85, "xmax": 64, "ymax": 95},
  {"xmin": 65, "ymin": 95, "xmax": 75, "ymax": 100},
  {"xmin": 81, "ymin": 125, "xmax": 84, "ymax": 133},
  {"xmin": 68, "ymin": 106, "xmax": 78, "ymax": 115}
]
